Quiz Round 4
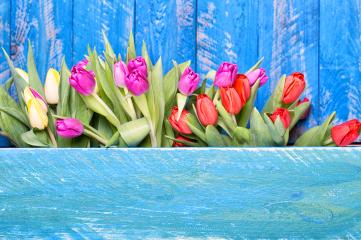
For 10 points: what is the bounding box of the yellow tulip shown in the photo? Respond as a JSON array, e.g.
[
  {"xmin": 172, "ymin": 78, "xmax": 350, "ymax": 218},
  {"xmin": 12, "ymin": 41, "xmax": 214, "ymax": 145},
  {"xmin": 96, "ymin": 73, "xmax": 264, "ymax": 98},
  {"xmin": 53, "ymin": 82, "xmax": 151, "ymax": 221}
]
[
  {"xmin": 44, "ymin": 68, "xmax": 60, "ymax": 104},
  {"xmin": 23, "ymin": 87, "xmax": 48, "ymax": 113},
  {"xmin": 26, "ymin": 98, "xmax": 48, "ymax": 130}
]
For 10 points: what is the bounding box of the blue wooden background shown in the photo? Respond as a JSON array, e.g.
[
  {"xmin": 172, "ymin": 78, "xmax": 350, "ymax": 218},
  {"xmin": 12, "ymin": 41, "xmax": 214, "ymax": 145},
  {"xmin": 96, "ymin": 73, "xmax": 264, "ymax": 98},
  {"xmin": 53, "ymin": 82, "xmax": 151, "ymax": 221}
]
[{"xmin": 0, "ymin": 0, "xmax": 360, "ymax": 134}]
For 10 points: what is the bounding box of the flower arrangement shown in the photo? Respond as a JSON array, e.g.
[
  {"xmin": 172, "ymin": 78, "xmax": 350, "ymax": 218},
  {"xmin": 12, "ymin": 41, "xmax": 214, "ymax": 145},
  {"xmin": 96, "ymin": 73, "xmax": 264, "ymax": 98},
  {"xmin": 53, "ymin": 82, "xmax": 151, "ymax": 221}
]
[{"xmin": 0, "ymin": 33, "xmax": 360, "ymax": 148}]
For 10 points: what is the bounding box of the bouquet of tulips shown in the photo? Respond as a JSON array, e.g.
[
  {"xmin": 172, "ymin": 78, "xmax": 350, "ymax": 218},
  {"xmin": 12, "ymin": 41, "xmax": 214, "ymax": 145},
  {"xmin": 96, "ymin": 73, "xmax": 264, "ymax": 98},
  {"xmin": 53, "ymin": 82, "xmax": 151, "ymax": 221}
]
[{"xmin": 0, "ymin": 33, "xmax": 360, "ymax": 148}]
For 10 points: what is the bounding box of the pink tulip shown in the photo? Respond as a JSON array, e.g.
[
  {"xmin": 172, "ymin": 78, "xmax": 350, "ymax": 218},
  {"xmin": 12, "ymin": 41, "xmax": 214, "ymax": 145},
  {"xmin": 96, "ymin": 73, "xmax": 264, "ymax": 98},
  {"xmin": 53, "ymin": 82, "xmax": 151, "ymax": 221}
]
[
  {"xmin": 128, "ymin": 57, "xmax": 147, "ymax": 77},
  {"xmin": 214, "ymin": 62, "xmax": 238, "ymax": 87},
  {"xmin": 125, "ymin": 69, "xmax": 149, "ymax": 96},
  {"xmin": 114, "ymin": 61, "xmax": 129, "ymax": 88},
  {"xmin": 75, "ymin": 58, "xmax": 89, "ymax": 69},
  {"xmin": 246, "ymin": 68, "xmax": 268, "ymax": 87},
  {"xmin": 56, "ymin": 118, "xmax": 84, "ymax": 138},
  {"xmin": 178, "ymin": 67, "xmax": 200, "ymax": 96},
  {"xmin": 69, "ymin": 64, "xmax": 96, "ymax": 96}
]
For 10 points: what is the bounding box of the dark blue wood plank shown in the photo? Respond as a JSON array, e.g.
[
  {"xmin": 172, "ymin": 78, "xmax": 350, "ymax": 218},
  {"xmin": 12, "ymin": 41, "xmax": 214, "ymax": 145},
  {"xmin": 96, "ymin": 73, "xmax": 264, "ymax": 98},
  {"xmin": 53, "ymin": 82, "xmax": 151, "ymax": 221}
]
[
  {"xmin": 135, "ymin": 0, "xmax": 196, "ymax": 72},
  {"xmin": 319, "ymin": 0, "xmax": 361, "ymax": 128},
  {"xmin": 197, "ymin": 0, "xmax": 258, "ymax": 78},
  {"xmin": 258, "ymin": 0, "xmax": 319, "ymax": 130},
  {"xmin": 73, "ymin": 0, "xmax": 135, "ymax": 63},
  {"xmin": 0, "ymin": 148, "xmax": 361, "ymax": 238},
  {"xmin": 10, "ymin": 0, "xmax": 72, "ymax": 80}
]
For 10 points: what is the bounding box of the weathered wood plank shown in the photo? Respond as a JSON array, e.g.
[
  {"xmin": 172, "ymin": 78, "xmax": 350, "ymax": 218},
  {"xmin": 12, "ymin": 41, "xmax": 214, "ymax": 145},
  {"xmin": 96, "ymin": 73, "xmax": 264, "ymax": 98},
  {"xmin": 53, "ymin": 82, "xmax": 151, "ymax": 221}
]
[
  {"xmin": 10, "ymin": 0, "xmax": 72, "ymax": 80},
  {"xmin": 0, "ymin": 148, "xmax": 360, "ymax": 238},
  {"xmin": 258, "ymin": 0, "xmax": 319, "ymax": 130},
  {"xmin": 73, "ymin": 0, "xmax": 134, "ymax": 63},
  {"xmin": 135, "ymin": 0, "xmax": 196, "ymax": 72},
  {"xmin": 197, "ymin": 0, "xmax": 258, "ymax": 79},
  {"xmin": 319, "ymin": 0, "xmax": 361, "ymax": 127}
]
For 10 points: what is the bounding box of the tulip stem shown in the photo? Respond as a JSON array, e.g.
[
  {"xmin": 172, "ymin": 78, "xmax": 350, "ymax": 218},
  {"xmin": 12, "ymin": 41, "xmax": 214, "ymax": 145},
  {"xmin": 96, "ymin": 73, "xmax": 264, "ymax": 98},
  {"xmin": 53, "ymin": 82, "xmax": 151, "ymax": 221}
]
[
  {"xmin": 83, "ymin": 129, "xmax": 108, "ymax": 146},
  {"xmin": 232, "ymin": 115, "xmax": 237, "ymax": 125},
  {"xmin": 47, "ymin": 127, "xmax": 57, "ymax": 148}
]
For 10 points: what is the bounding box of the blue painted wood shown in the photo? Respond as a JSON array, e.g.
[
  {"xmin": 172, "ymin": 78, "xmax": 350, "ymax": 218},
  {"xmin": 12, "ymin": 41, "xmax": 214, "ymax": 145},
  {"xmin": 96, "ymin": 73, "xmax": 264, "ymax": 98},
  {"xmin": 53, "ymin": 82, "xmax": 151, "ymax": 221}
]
[
  {"xmin": 196, "ymin": 0, "xmax": 258, "ymax": 78},
  {"xmin": 319, "ymin": 0, "xmax": 361, "ymax": 127},
  {"xmin": 135, "ymin": 0, "xmax": 196, "ymax": 72},
  {"xmin": 10, "ymin": 0, "xmax": 72, "ymax": 80},
  {"xmin": 73, "ymin": 0, "xmax": 135, "ymax": 63},
  {"xmin": 0, "ymin": 147, "xmax": 361, "ymax": 238}
]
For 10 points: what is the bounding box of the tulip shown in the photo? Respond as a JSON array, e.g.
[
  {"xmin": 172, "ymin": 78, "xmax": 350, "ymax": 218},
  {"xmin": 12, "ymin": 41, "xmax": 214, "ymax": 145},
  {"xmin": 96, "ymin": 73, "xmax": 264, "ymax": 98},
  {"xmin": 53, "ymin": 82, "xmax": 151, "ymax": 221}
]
[
  {"xmin": 113, "ymin": 61, "xmax": 128, "ymax": 88},
  {"xmin": 178, "ymin": 67, "xmax": 200, "ymax": 96},
  {"xmin": 172, "ymin": 135, "xmax": 192, "ymax": 147},
  {"xmin": 125, "ymin": 70, "xmax": 149, "ymax": 96},
  {"xmin": 296, "ymin": 97, "xmax": 311, "ymax": 120},
  {"xmin": 128, "ymin": 56, "xmax": 147, "ymax": 77},
  {"xmin": 269, "ymin": 108, "xmax": 291, "ymax": 129},
  {"xmin": 220, "ymin": 87, "xmax": 242, "ymax": 114},
  {"xmin": 23, "ymin": 87, "xmax": 47, "ymax": 113},
  {"xmin": 282, "ymin": 72, "xmax": 305, "ymax": 104},
  {"xmin": 56, "ymin": 118, "xmax": 84, "ymax": 138},
  {"xmin": 69, "ymin": 65, "xmax": 96, "ymax": 96},
  {"xmin": 44, "ymin": 68, "xmax": 60, "ymax": 104},
  {"xmin": 168, "ymin": 106, "xmax": 192, "ymax": 134},
  {"xmin": 75, "ymin": 58, "xmax": 89, "ymax": 69},
  {"xmin": 196, "ymin": 94, "xmax": 218, "ymax": 126},
  {"xmin": 26, "ymin": 98, "xmax": 48, "ymax": 130},
  {"xmin": 331, "ymin": 119, "xmax": 361, "ymax": 147},
  {"xmin": 15, "ymin": 68, "xmax": 29, "ymax": 82},
  {"xmin": 233, "ymin": 74, "xmax": 250, "ymax": 105},
  {"xmin": 214, "ymin": 62, "xmax": 238, "ymax": 87},
  {"xmin": 246, "ymin": 68, "xmax": 268, "ymax": 87}
]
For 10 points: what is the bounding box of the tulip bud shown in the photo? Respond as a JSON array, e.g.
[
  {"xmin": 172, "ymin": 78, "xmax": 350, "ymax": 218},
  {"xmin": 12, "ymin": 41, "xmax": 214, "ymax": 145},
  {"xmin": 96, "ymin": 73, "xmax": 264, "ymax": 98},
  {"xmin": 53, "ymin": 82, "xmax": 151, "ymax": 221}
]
[
  {"xmin": 23, "ymin": 87, "xmax": 48, "ymax": 113},
  {"xmin": 75, "ymin": 58, "xmax": 89, "ymax": 69},
  {"xmin": 269, "ymin": 108, "xmax": 291, "ymax": 129},
  {"xmin": 220, "ymin": 87, "xmax": 242, "ymax": 114},
  {"xmin": 233, "ymin": 74, "xmax": 250, "ymax": 105},
  {"xmin": 296, "ymin": 97, "xmax": 311, "ymax": 120},
  {"xmin": 331, "ymin": 119, "xmax": 361, "ymax": 147},
  {"xmin": 125, "ymin": 69, "xmax": 149, "ymax": 96},
  {"xmin": 178, "ymin": 67, "xmax": 200, "ymax": 96},
  {"xmin": 128, "ymin": 56, "xmax": 147, "ymax": 77},
  {"xmin": 246, "ymin": 68, "xmax": 268, "ymax": 87},
  {"xmin": 26, "ymin": 98, "xmax": 48, "ymax": 130},
  {"xmin": 214, "ymin": 62, "xmax": 238, "ymax": 87},
  {"xmin": 172, "ymin": 135, "xmax": 192, "ymax": 147},
  {"xmin": 113, "ymin": 61, "xmax": 128, "ymax": 88},
  {"xmin": 168, "ymin": 106, "xmax": 192, "ymax": 134},
  {"xmin": 69, "ymin": 63, "xmax": 96, "ymax": 96},
  {"xmin": 282, "ymin": 72, "xmax": 305, "ymax": 104},
  {"xmin": 44, "ymin": 68, "xmax": 60, "ymax": 104},
  {"xmin": 15, "ymin": 68, "xmax": 29, "ymax": 82},
  {"xmin": 56, "ymin": 118, "xmax": 84, "ymax": 138},
  {"xmin": 196, "ymin": 94, "xmax": 218, "ymax": 126}
]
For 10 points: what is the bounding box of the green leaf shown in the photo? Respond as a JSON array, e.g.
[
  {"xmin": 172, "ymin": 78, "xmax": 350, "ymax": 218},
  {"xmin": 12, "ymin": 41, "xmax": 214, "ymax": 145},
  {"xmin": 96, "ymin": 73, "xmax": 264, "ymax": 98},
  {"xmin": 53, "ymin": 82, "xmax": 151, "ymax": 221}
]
[
  {"xmin": 238, "ymin": 79, "xmax": 260, "ymax": 127},
  {"xmin": 5, "ymin": 77, "xmax": 13, "ymax": 91},
  {"xmin": 289, "ymin": 101, "xmax": 311, "ymax": 130},
  {"xmin": 165, "ymin": 135, "xmax": 200, "ymax": 147},
  {"xmin": 216, "ymin": 101, "xmax": 237, "ymax": 135},
  {"xmin": 233, "ymin": 127, "xmax": 251, "ymax": 146},
  {"xmin": 249, "ymin": 108, "xmax": 275, "ymax": 146},
  {"xmin": 27, "ymin": 41, "xmax": 45, "ymax": 96},
  {"xmin": 142, "ymin": 41, "xmax": 153, "ymax": 72},
  {"xmin": 119, "ymin": 118, "xmax": 150, "ymax": 147},
  {"xmin": 21, "ymin": 129, "xmax": 49, "ymax": 147},
  {"xmin": 263, "ymin": 75, "xmax": 286, "ymax": 113},
  {"xmin": 0, "ymin": 106, "xmax": 29, "ymax": 127},
  {"xmin": 245, "ymin": 57, "xmax": 264, "ymax": 74},
  {"xmin": 205, "ymin": 125, "xmax": 225, "ymax": 147},
  {"xmin": 186, "ymin": 113, "xmax": 206, "ymax": 142},
  {"xmin": 162, "ymin": 119, "xmax": 174, "ymax": 147},
  {"xmin": 57, "ymin": 59, "xmax": 71, "ymax": 116},
  {"xmin": 126, "ymin": 30, "xmax": 136, "ymax": 62},
  {"xmin": 176, "ymin": 93, "xmax": 187, "ymax": 120},
  {"xmin": 102, "ymin": 30, "xmax": 116, "ymax": 60},
  {"xmin": 263, "ymin": 113, "xmax": 286, "ymax": 146}
]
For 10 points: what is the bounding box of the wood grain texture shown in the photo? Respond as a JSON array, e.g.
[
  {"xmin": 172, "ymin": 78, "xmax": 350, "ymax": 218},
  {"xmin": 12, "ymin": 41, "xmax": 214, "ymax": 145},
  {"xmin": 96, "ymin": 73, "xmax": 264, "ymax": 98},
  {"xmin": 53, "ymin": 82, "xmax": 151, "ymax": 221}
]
[
  {"xmin": 135, "ymin": 0, "xmax": 196, "ymax": 72},
  {"xmin": 0, "ymin": 147, "xmax": 361, "ymax": 238},
  {"xmin": 319, "ymin": 0, "xmax": 361, "ymax": 125},
  {"xmin": 197, "ymin": 0, "xmax": 258, "ymax": 79},
  {"xmin": 10, "ymin": 0, "xmax": 72, "ymax": 80},
  {"xmin": 258, "ymin": 0, "xmax": 319, "ymax": 130},
  {"xmin": 73, "ymin": 0, "xmax": 134, "ymax": 63}
]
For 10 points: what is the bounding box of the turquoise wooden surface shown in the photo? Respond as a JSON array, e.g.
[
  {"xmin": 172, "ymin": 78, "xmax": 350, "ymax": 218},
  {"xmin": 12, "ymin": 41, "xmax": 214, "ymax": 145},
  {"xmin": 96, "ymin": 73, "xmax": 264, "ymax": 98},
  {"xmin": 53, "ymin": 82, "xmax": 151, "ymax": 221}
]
[{"xmin": 0, "ymin": 147, "xmax": 361, "ymax": 238}]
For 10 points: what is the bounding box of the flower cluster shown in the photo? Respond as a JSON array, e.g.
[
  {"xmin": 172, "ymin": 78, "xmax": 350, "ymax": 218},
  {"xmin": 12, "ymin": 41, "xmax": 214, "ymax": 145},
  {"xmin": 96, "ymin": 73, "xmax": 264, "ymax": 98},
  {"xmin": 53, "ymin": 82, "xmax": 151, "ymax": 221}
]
[{"xmin": 0, "ymin": 33, "xmax": 359, "ymax": 148}]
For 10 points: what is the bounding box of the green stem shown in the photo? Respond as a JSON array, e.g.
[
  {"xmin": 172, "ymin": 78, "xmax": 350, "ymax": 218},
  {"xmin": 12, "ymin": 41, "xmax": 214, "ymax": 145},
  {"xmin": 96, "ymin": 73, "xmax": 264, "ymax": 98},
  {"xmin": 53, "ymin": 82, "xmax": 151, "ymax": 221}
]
[
  {"xmin": 47, "ymin": 127, "xmax": 57, "ymax": 148},
  {"xmin": 83, "ymin": 129, "xmax": 108, "ymax": 146}
]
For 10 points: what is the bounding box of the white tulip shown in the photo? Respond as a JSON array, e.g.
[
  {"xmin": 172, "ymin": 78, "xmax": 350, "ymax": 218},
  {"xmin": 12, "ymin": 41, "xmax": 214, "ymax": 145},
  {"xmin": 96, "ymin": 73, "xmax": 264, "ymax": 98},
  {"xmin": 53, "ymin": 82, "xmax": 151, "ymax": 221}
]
[{"xmin": 26, "ymin": 98, "xmax": 48, "ymax": 130}]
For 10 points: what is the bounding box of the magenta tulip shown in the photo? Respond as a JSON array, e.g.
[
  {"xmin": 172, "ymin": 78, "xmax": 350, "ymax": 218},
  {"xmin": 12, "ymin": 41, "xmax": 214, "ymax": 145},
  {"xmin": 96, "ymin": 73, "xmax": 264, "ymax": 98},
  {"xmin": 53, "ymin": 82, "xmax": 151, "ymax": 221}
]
[
  {"xmin": 246, "ymin": 68, "xmax": 268, "ymax": 87},
  {"xmin": 125, "ymin": 69, "xmax": 149, "ymax": 96},
  {"xmin": 75, "ymin": 58, "xmax": 89, "ymax": 69},
  {"xmin": 56, "ymin": 118, "xmax": 84, "ymax": 138},
  {"xmin": 214, "ymin": 62, "xmax": 238, "ymax": 87},
  {"xmin": 128, "ymin": 57, "xmax": 147, "ymax": 77},
  {"xmin": 69, "ymin": 65, "xmax": 96, "ymax": 96},
  {"xmin": 114, "ymin": 61, "xmax": 129, "ymax": 88},
  {"xmin": 178, "ymin": 67, "xmax": 200, "ymax": 96}
]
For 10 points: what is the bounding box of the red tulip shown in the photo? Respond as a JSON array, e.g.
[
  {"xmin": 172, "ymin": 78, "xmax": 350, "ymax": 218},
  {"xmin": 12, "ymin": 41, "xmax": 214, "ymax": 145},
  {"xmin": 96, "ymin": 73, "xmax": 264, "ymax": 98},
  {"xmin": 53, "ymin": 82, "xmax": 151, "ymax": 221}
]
[
  {"xmin": 296, "ymin": 97, "xmax": 311, "ymax": 120},
  {"xmin": 233, "ymin": 74, "xmax": 250, "ymax": 105},
  {"xmin": 172, "ymin": 135, "xmax": 192, "ymax": 147},
  {"xmin": 331, "ymin": 119, "xmax": 361, "ymax": 147},
  {"xmin": 220, "ymin": 87, "xmax": 242, "ymax": 114},
  {"xmin": 168, "ymin": 107, "xmax": 192, "ymax": 134},
  {"xmin": 282, "ymin": 72, "xmax": 305, "ymax": 104},
  {"xmin": 269, "ymin": 108, "xmax": 291, "ymax": 129},
  {"xmin": 196, "ymin": 94, "xmax": 218, "ymax": 126}
]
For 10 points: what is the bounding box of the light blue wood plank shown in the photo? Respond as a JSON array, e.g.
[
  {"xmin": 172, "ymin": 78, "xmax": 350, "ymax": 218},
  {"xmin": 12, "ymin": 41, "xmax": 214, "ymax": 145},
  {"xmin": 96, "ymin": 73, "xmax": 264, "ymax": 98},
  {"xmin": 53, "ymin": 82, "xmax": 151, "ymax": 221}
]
[
  {"xmin": 0, "ymin": 148, "xmax": 361, "ymax": 238},
  {"xmin": 319, "ymin": 0, "xmax": 361, "ymax": 127},
  {"xmin": 10, "ymin": 0, "xmax": 72, "ymax": 80},
  {"xmin": 258, "ymin": 0, "xmax": 319, "ymax": 131},
  {"xmin": 135, "ymin": 0, "xmax": 196, "ymax": 72},
  {"xmin": 197, "ymin": 0, "xmax": 258, "ymax": 78},
  {"xmin": 73, "ymin": 0, "xmax": 134, "ymax": 63}
]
